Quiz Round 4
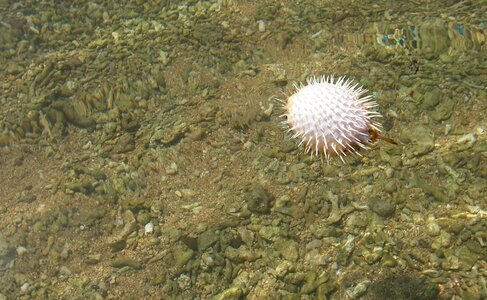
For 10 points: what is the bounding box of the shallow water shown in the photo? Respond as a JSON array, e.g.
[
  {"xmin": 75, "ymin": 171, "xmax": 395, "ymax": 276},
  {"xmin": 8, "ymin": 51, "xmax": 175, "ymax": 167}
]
[{"xmin": 0, "ymin": 0, "xmax": 486, "ymax": 299}]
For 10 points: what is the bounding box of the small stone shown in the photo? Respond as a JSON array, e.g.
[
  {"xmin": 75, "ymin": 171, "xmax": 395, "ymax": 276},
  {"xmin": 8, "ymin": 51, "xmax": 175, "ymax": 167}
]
[
  {"xmin": 137, "ymin": 210, "xmax": 151, "ymax": 225},
  {"xmin": 381, "ymin": 253, "xmax": 397, "ymax": 267},
  {"xmin": 6, "ymin": 63, "xmax": 25, "ymax": 74},
  {"xmin": 304, "ymin": 249, "xmax": 328, "ymax": 266},
  {"xmin": 237, "ymin": 228, "xmax": 254, "ymax": 247},
  {"xmin": 212, "ymin": 287, "xmax": 243, "ymax": 300},
  {"xmin": 275, "ymin": 239, "xmax": 299, "ymax": 262},
  {"xmin": 180, "ymin": 189, "xmax": 195, "ymax": 198},
  {"xmin": 456, "ymin": 246, "xmax": 479, "ymax": 271},
  {"xmin": 436, "ymin": 218, "xmax": 464, "ymax": 234},
  {"xmin": 274, "ymin": 261, "xmax": 292, "ymax": 278},
  {"xmin": 173, "ymin": 245, "xmax": 194, "ymax": 268},
  {"xmin": 345, "ymin": 280, "xmax": 370, "ymax": 299},
  {"xmin": 112, "ymin": 133, "xmax": 135, "ymax": 154},
  {"xmin": 416, "ymin": 180, "xmax": 448, "ymax": 202},
  {"xmin": 245, "ymin": 183, "xmax": 274, "ymax": 214},
  {"xmin": 150, "ymin": 272, "xmax": 167, "ymax": 286},
  {"xmin": 432, "ymin": 99, "xmax": 454, "ymax": 122},
  {"xmin": 197, "ymin": 230, "xmax": 218, "ymax": 252},
  {"xmin": 258, "ymin": 226, "xmax": 280, "ymax": 241},
  {"xmin": 165, "ymin": 162, "xmax": 178, "ymax": 175},
  {"xmin": 369, "ymin": 198, "xmax": 396, "ymax": 218},
  {"xmin": 401, "ymin": 125, "xmax": 435, "ymax": 158},
  {"xmin": 364, "ymin": 247, "xmax": 383, "ymax": 264},
  {"xmin": 56, "ymin": 100, "xmax": 95, "ymax": 128},
  {"xmin": 422, "ymin": 87, "xmax": 440, "ymax": 110},
  {"xmin": 86, "ymin": 254, "xmax": 102, "ymax": 265},
  {"xmin": 301, "ymin": 271, "xmax": 318, "ymax": 294},
  {"xmin": 144, "ymin": 222, "xmax": 154, "ymax": 235},
  {"xmin": 317, "ymin": 277, "xmax": 337, "ymax": 298},
  {"xmin": 110, "ymin": 256, "xmax": 142, "ymax": 269},
  {"xmin": 441, "ymin": 253, "xmax": 460, "ymax": 270},
  {"xmin": 59, "ymin": 266, "xmax": 72, "ymax": 276},
  {"xmin": 384, "ymin": 181, "xmax": 397, "ymax": 194},
  {"xmin": 0, "ymin": 233, "xmax": 9, "ymax": 258},
  {"xmin": 426, "ymin": 222, "xmax": 441, "ymax": 236},
  {"xmin": 224, "ymin": 245, "xmax": 258, "ymax": 262},
  {"xmin": 439, "ymin": 54, "xmax": 453, "ymax": 63},
  {"xmin": 20, "ymin": 283, "xmax": 29, "ymax": 294},
  {"xmin": 301, "ymin": 271, "xmax": 329, "ymax": 294},
  {"xmin": 431, "ymin": 231, "xmax": 451, "ymax": 250},
  {"xmin": 16, "ymin": 246, "xmax": 27, "ymax": 256}
]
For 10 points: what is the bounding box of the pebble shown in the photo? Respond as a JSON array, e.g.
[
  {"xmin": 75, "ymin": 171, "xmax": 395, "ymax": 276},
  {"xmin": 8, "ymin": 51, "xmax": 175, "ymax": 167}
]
[
  {"xmin": 224, "ymin": 245, "xmax": 258, "ymax": 262},
  {"xmin": 369, "ymin": 198, "xmax": 396, "ymax": 218},
  {"xmin": 401, "ymin": 125, "xmax": 435, "ymax": 158},
  {"xmin": 110, "ymin": 256, "xmax": 142, "ymax": 270},
  {"xmin": 145, "ymin": 221, "xmax": 154, "ymax": 235},
  {"xmin": 165, "ymin": 162, "xmax": 178, "ymax": 175},
  {"xmin": 345, "ymin": 280, "xmax": 370, "ymax": 299},
  {"xmin": 59, "ymin": 266, "xmax": 72, "ymax": 276},
  {"xmin": 426, "ymin": 221, "xmax": 441, "ymax": 236},
  {"xmin": 197, "ymin": 230, "xmax": 218, "ymax": 252},
  {"xmin": 245, "ymin": 183, "xmax": 274, "ymax": 214},
  {"xmin": 16, "ymin": 246, "xmax": 27, "ymax": 256},
  {"xmin": 20, "ymin": 283, "xmax": 29, "ymax": 294},
  {"xmin": 422, "ymin": 87, "xmax": 440, "ymax": 110},
  {"xmin": 431, "ymin": 231, "xmax": 451, "ymax": 250},
  {"xmin": 86, "ymin": 254, "xmax": 102, "ymax": 265},
  {"xmin": 275, "ymin": 239, "xmax": 298, "ymax": 262}
]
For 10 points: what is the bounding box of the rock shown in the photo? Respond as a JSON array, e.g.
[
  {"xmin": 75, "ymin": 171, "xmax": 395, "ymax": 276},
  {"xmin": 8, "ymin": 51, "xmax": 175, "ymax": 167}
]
[
  {"xmin": 301, "ymin": 271, "xmax": 329, "ymax": 294},
  {"xmin": 426, "ymin": 221, "xmax": 441, "ymax": 236},
  {"xmin": 301, "ymin": 271, "xmax": 318, "ymax": 294},
  {"xmin": 137, "ymin": 211, "xmax": 151, "ymax": 226},
  {"xmin": 265, "ymin": 63, "xmax": 288, "ymax": 86},
  {"xmin": 121, "ymin": 197, "xmax": 146, "ymax": 211},
  {"xmin": 432, "ymin": 99, "xmax": 454, "ymax": 122},
  {"xmin": 369, "ymin": 198, "xmax": 396, "ymax": 218},
  {"xmin": 436, "ymin": 218, "xmax": 464, "ymax": 234},
  {"xmin": 173, "ymin": 245, "xmax": 194, "ymax": 268},
  {"xmin": 345, "ymin": 280, "xmax": 370, "ymax": 299},
  {"xmin": 275, "ymin": 239, "xmax": 299, "ymax": 262},
  {"xmin": 86, "ymin": 254, "xmax": 102, "ymax": 265},
  {"xmin": 364, "ymin": 247, "xmax": 384, "ymax": 264},
  {"xmin": 237, "ymin": 228, "xmax": 254, "ymax": 247},
  {"xmin": 6, "ymin": 63, "xmax": 24, "ymax": 75},
  {"xmin": 211, "ymin": 286, "xmax": 243, "ymax": 300},
  {"xmin": 192, "ymin": 23, "xmax": 223, "ymax": 46},
  {"xmin": 197, "ymin": 230, "xmax": 218, "ymax": 252},
  {"xmin": 401, "ymin": 125, "xmax": 435, "ymax": 158},
  {"xmin": 441, "ymin": 253, "xmax": 460, "ymax": 270},
  {"xmin": 258, "ymin": 226, "xmax": 280, "ymax": 241},
  {"xmin": 110, "ymin": 256, "xmax": 142, "ymax": 269},
  {"xmin": 150, "ymin": 123, "xmax": 187, "ymax": 146},
  {"xmin": 0, "ymin": 233, "xmax": 9, "ymax": 265},
  {"xmin": 381, "ymin": 253, "xmax": 397, "ymax": 267},
  {"xmin": 112, "ymin": 133, "xmax": 135, "ymax": 153},
  {"xmin": 150, "ymin": 271, "xmax": 167, "ymax": 286},
  {"xmin": 245, "ymin": 183, "xmax": 274, "ymax": 214},
  {"xmin": 224, "ymin": 245, "xmax": 258, "ymax": 263},
  {"xmin": 415, "ymin": 179, "xmax": 448, "ymax": 202},
  {"xmin": 53, "ymin": 100, "xmax": 95, "ymax": 128},
  {"xmin": 108, "ymin": 210, "xmax": 137, "ymax": 252},
  {"xmin": 431, "ymin": 231, "xmax": 451, "ymax": 250},
  {"xmin": 456, "ymin": 246, "xmax": 479, "ymax": 271},
  {"xmin": 422, "ymin": 87, "xmax": 441, "ymax": 110},
  {"xmin": 165, "ymin": 162, "xmax": 178, "ymax": 175},
  {"xmin": 317, "ymin": 277, "xmax": 337, "ymax": 299}
]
